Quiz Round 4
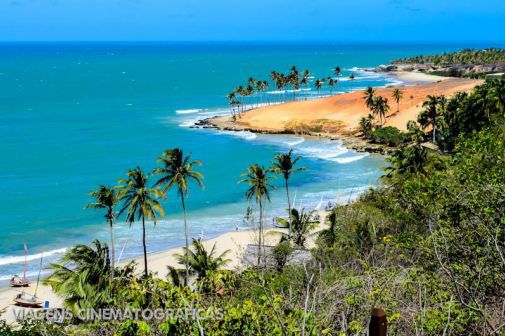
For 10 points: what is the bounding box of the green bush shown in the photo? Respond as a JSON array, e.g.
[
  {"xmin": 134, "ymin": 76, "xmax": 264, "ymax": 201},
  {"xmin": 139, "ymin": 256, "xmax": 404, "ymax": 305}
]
[
  {"xmin": 370, "ymin": 126, "xmax": 409, "ymax": 146},
  {"xmin": 272, "ymin": 241, "xmax": 294, "ymax": 272}
]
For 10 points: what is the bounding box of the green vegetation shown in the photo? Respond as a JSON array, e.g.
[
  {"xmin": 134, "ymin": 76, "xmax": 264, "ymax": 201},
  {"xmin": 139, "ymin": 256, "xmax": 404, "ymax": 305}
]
[
  {"xmin": 362, "ymin": 86, "xmax": 391, "ymax": 127},
  {"xmin": 3, "ymin": 79, "xmax": 504, "ymax": 335},
  {"xmin": 369, "ymin": 126, "xmax": 410, "ymax": 146},
  {"xmin": 174, "ymin": 239, "xmax": 231, "ymax": 281},
  {"xmin": 360, "ymin": 86, "xmax": 411, "ymax": 146},
  {"xmin": 392, "ymin": 48, "xmax": 505, "ymax": 66},
  {"xmin": 274, "ymin": 208, "xmax": 319, "ymax": 248}
]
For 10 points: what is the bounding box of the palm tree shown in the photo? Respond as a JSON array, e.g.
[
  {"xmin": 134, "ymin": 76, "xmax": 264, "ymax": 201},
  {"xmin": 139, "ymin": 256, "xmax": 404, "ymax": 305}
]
[
  {"xmin": 272, "ymin": 72, "xmax": 284, "ymax": 104},
  {"xmin": 274, "ymin": 209, "xmax": 318, "ymax": 248},
  {"xmin": 363, "ymin": 87, "xmax": 376, "ymax": 111},
  {"xmin": 44, "ymin": 240, "xmax": 112, "ymax": 313},
  {"xmin": 289, "ymin": 66, "xmax": 299, "ymax": 100},
  {"xmin": 406, "ymin": 120, "xmax": 425, "ymax": 144},
  {"xmin": 261, "ymin": 81, "xmax": 269, "ymax": 105},
  {"xmin": 291, "ymin": 76, "xmax": 300, "ymax": 101},
  {"xmin": 247, "ymin": 77, "xmax": 256, "ymax": 104},
  {"xmin": 270, "ymin": 71, "xmax": 279, "ymax": 102},
  {"xmin": 175, "ymin": 238, "xmax": 230, "ymax": 280},
  {"xmin": 333, "ymin": 66, "xmax": 341, "ymax": 78},
  {"xmin": 255, "ymin": 80, "xmax": 263, "ymax": 107},
  {"xmin": 392, "ymin": 88, "xmax": 404, "ymax": 113},
  {"xmin": 418, "ymin": 95, "xmax": 445, "ymax": 142},
  {"xmin": 278, "ymin": 73, "xmax": 287, "ymax": 102},
  {"xmin": 301, "ymin": 69, "xmax": 310, "ymax": 96},
  {"xmin": 384, "ymin": 145, "xmax": 429, "ymax": 178},
  {"xmin": 327, "ymin": 77, "xmax": 335, "ymax": 95},
  {"xmin": 271, "ymin": 150, "xmax": 306, "ymax": 238},
  {"xmin": 239, "ymin": 164, "xmax": 276, "ymax": 265},
  {"xmin": 372, "ymin": 96, "xmax": 390, "ymax": 126},
  {"xmin": 314, "ymin": 79, "xmax": 324, "ymax": 97},
  {"xmin": 358, "ymin": 114, "xmax": 375, "ymax": 137},
  {"xmin": 118, "ymin": 167, "xmax": 165, "ymax": 277},
  {"xmin": 226, "ymin": 92, "xmax": 236, "ymax": 117},
  {"xmin": 317, "ymin": 211, "xmax": 339, "ymax": 247},
  {"xmin": 247, "ymin": 85, "xmax": 255, "ymax": 109},
  {"xmin": 235, "ymin": 86, "xmax": 245, "ymax": 113},
  {"xmin": 85, "ymin": 185, "xmax": 119, "ymax": 281},
  {"xmin": 154, "ymin": 148, "xmax": 204, "ymax": 284},
  {"xmin": 300, "ymin": 77, "xmax": 308, "ymax": 93}
]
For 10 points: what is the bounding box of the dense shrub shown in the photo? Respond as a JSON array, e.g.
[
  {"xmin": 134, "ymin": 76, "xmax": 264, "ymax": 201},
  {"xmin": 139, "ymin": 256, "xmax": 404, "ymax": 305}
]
[{"xmin": 370, "ymin": 126, "xmax": 409, "ymax": 146}]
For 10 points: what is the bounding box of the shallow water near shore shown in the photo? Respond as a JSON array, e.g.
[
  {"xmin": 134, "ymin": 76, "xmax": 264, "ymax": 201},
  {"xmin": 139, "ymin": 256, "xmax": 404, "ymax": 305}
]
[{"xmin": 0, "ymin": 42, "xmax": 493, "ymax": 283}]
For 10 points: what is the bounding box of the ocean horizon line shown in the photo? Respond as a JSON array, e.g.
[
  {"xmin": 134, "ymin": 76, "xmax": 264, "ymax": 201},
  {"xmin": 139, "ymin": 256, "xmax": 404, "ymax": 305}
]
[{"xmin": 1, "ymin": 40, "xmax": 505, "ymax": 46}]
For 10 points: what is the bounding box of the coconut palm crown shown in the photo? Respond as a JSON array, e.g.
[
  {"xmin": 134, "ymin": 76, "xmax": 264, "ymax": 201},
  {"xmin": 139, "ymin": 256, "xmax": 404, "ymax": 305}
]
[
  {"xmin": 85, "ymin": 185, "xmax": 119, "ymax": 280},
  {"xmin": 118, "ymin": 167, "xmax": 165, "ymax": 277}
]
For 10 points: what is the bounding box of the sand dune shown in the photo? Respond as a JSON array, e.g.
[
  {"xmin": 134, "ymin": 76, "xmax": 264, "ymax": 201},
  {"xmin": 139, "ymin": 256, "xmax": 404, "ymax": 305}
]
[{"xmin": 234, "ymin": 77, "xmax": 483, "ymax": 134}]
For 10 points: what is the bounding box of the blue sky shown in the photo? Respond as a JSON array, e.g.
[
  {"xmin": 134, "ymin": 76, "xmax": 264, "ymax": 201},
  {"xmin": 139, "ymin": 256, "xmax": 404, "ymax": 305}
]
[{"xmin": 0, "ymin": 0, "xmax": 503, "ymax": 42}]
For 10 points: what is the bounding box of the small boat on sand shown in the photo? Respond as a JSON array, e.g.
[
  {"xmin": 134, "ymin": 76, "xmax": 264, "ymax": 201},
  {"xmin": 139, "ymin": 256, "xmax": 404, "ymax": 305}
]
[
  {"xmin": 10, "ymin": 275, "xmax": 30, "ymax": 287},
  {"xmin": 10, "ymin": 243, "xmax": 30, "ymax": 287},
  {"xmin": 13, "ymin": 292, "xmax": 43, "ymax": 308}
]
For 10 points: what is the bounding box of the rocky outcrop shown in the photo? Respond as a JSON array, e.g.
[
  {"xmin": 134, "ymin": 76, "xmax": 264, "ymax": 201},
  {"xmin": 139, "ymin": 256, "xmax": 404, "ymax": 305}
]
[{"xmin": 197, "ymin": 116, "xmax": 395, "ymax": 155}]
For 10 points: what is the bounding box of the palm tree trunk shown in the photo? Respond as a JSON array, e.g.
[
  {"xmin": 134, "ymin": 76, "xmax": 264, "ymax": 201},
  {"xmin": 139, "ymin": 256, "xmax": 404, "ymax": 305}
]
[
  {"xmin": 142, "ymin": 216, "xmax": 148, "ymax": 278},
  {"xmin": 257, "ymin": 197, "xmax": 263, "ymax": 266},
  {"xmin": 285, "ymin": 178, "xmax": 291, "ymax": 239},
  {"xmin": 432, "ymin": 123, "xmax": 436, "ymax": 142},
  {"xmin": 109, "ymin": 218, "xmax": 115, "ymax": 281},
  {"xmin": 181, "ymin": 195, "xmax": 189, "ymax": 285}
]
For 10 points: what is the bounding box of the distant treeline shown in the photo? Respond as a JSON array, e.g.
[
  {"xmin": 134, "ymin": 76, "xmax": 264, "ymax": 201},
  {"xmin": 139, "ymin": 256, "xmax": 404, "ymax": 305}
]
[{"xmin": 392, "ymin": 48, "xmax": 505, "ymax": 66}]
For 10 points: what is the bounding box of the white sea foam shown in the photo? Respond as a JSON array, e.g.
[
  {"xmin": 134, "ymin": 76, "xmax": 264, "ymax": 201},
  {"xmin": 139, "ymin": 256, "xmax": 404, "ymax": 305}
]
[
  {"xmin": 355, "ymin": 74, "xmax": 382, "ymax": 80},
  {"xmin": 175, "ymin": 108, "xmax": 202, "ymax": 114},
  {"xmin": 231, "ymin": 131, "xmax": 257, "ymax": 140},
  {"xmin": 299, "ymin": 185, "xmax": 373, "ymax": 209},
  {"xmin": 330, "ymin": 153, "xmax": 369, "ymax": 164},
  {"xmin": 178, "ymin": 121, "xmax": 195, "ymax": 127},
  {"xmin": 347, "ymin": 67, "xmax": 362, "ymax": 72},
  {"xmin": 295, "ymin": 140, "xmax": 348, "ymax": 160},
  {"xmin": 266, "ymin": 90, "xmax": 285, "ymax": 95},
  {"xmin": 285, "ymin": 137, "xmax": 305, "ymax": 146},
  {"xmin": 386, "ymin": 79, "xmax": 404, "ymax": 87},
  {"xmin": 0, "ymin": 248, "xmax": 67, "ymax": 266}
]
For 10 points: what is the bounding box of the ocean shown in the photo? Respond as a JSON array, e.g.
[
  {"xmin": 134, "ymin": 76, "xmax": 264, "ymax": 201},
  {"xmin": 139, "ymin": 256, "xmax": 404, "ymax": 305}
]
[{"xmin": 0, "ymin": 42, "xmax": 495, "ymax": 282}]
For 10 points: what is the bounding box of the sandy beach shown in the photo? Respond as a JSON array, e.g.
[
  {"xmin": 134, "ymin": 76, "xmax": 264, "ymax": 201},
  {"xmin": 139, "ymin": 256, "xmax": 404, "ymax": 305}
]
[
  {"xmin": 390, "ymin": 71, "xmax": 450, "ymax": 83},
  {"xmin": 207, "ymin": 76, "xmax": 483, "ymax": 138}
]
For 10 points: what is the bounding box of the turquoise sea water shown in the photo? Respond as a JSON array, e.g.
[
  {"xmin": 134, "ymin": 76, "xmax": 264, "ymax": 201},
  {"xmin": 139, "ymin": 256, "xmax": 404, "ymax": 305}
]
[{"xmin": 0, "ymin": 42, "xmax": 498, "ymax": 281}]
